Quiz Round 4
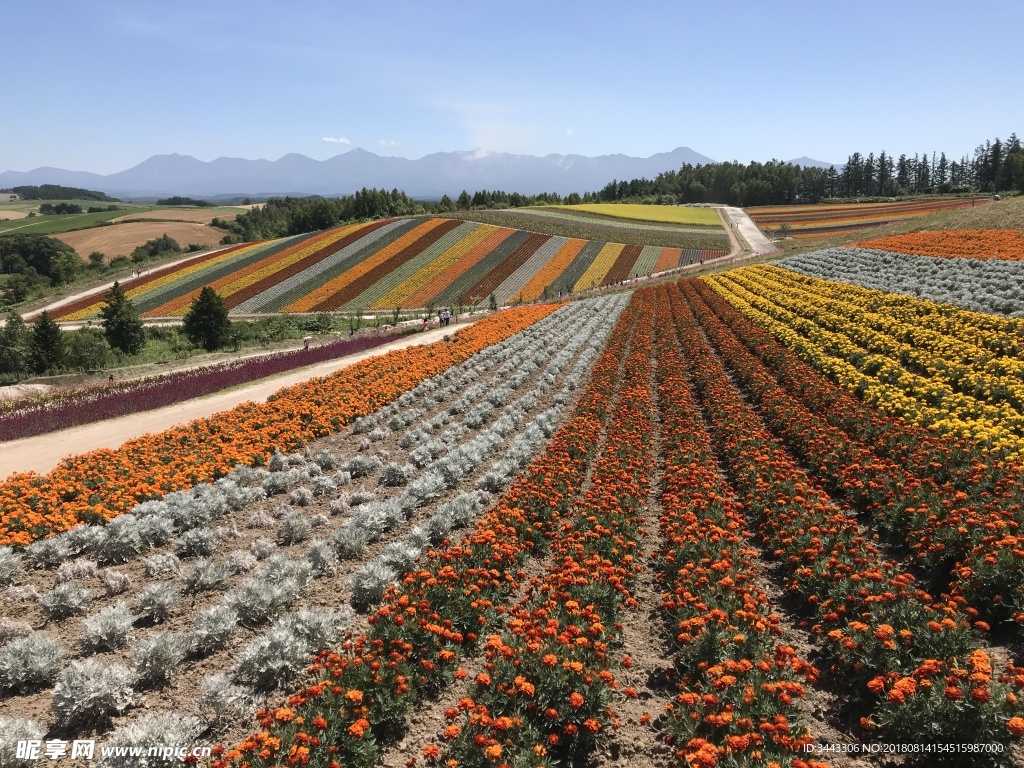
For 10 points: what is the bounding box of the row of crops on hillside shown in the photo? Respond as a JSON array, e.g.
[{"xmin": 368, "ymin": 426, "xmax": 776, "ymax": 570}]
[
  {"xmin": 747, "ymin": 198, "xmax": 987, "ymax": 238},
  {"xmin": 8, "ymin": 253, "xmax": 1024, "ymax": 765},
  {"xmin": 48, "ymin": 218, "xmax": 730, "ymax": 321}
]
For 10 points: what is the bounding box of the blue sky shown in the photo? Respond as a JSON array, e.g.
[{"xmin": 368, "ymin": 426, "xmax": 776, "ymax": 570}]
[{"xmin": 2, "ymin": 0, "xmax": 1021, "ymax": 173}]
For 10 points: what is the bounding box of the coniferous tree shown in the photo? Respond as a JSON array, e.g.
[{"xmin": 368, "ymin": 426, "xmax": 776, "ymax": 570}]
[
  {"xmin": 29, "ymin": 311, "xmax": 65, "ymax": 374},
  {"xmin": 0, "ymin": 310, "xmax": 29, "ymax": 378},
  {"xmin": 183, "ymin": 287, "xmax": 231, "ymax": 351},
  {"xmin": 99, "ymin": 281, "xmax": 146, "ymax": 355}
]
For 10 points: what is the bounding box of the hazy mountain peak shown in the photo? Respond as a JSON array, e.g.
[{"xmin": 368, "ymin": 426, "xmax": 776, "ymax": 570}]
[{"xmin": 0, "ymin": 146, "xmax": 717, "ymax": 197}]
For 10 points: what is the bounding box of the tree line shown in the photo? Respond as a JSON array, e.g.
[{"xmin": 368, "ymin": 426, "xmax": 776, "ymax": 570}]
[
  {"xmin": 592, "ymin": 133, "xmax": 1024, "ymax": 206},
  {"xmin": 222, "ymin": 188, "xmax": 572, "ymax": 241},
  {"xmin": 0, "ymin": 185, "xmax": 119, "ymax": 202}
]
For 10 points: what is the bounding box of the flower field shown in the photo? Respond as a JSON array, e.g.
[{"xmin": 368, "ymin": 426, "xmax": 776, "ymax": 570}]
[
  {"xmin": 8, "ymin": 241, "xmax": 1024, "ymax": 766},
  {"xmin": 780, "ymin": 247, "xmax": 1024, "ymax": 316},
  {"xmin": 0, "ymin": 328, "xmax": 414, "ymax": 442},
  {"xmin": 747, "ymin": 198, "xmax": 987, "ymax": 238},
  {"xmin": 854, "ymin": 230, "xmax": 1024, "ymax": 261},
  {"xmin": 47, "ymin": 218, "xmax": 728, "ymax": 322}
]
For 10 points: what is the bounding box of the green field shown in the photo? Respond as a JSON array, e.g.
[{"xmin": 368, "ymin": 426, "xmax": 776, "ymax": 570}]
[
  {"xmin": 0, "ymin": 200, "xmax": 158, "ymax": 235},
  {"xmin": 547, "ymin": 203, "xmax": 724, "ymax": 227}
]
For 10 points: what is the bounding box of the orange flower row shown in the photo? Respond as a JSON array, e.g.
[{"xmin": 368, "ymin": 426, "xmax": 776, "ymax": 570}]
[
  {"xmin": 853, "ymin": 229, "xmax": 1024, "ymax": 261},
  {"xmin": 428, "ymin": 292, "xmax": 659, "ymax": 765},
  {"xmin": 0, "ymin": 305, "xmax": 557, "ymax": 546},
  {"xmin": 649, "ymin": 283, "xmax": 824, "ymax": 765}
]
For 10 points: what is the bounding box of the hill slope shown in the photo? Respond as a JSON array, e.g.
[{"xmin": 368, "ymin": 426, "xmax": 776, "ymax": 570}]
[{"xmin": 47, "ymin": 217, "xmax": 730, "ymax": 320}]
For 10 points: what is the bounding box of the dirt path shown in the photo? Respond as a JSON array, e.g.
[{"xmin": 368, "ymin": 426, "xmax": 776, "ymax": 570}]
[
  {"xmin": 0, "ymin": 324, "xmax": 473, "ymax": 480},
  {"xmin": 720, "ymin": 206, "xmax": 779, "ymax": 255}
]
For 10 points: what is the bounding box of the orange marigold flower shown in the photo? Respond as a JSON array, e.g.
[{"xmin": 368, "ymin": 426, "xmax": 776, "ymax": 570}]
[
  {"xmin": 443, "ymin": 725, "xmax": 461, "ymax": 740},
  {"xmin": 569, "ymin": 692, "xmax": 585, "ymax": 708},
  {"xmin": 345, "ymin": 689, "xmax": 364, "ymax": 704},
  {"xmin": 1008, "ymin": 717, "xmax": 1024, "ymax": 738},
  {"xmin": 312, "ymin": 716, "xmax": 328, "ymax": 730},
  {"xmin": 484, "ymin": 744, "xmax": 503, "ymax": 761},
  {"xmin": 583, "ymin": 718, "xmax": 601, "ymax": 733},
  {"xmin": 422, "ymin": 744, "xmax": 441, "ymax": 759}
]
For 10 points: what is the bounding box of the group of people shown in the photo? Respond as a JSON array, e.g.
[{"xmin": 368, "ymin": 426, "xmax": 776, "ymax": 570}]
[{"xmin": 437, "ymin": 308, "xmax": 452, "ymax": 327}]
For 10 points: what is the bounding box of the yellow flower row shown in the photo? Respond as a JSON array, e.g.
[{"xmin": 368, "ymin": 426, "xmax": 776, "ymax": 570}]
[
  {"xmin": 706, "ymin": 268, "xmax": 1024, "ymax": 460},
  {"xmin": 733, "ymin": 267, "xmax": 1024, "ymax": 413},
  {"xmin": 572, "ymin": 242, "xmax": 623, "ymax": 293},
  {"xmin": 370, "ymin": 224, "xmax": 498, "ymax": 309}
]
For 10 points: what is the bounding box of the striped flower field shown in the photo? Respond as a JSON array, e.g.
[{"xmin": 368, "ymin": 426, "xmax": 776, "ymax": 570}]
[{"xmin": 48, "ymin": 218, "xmax": 730, "ymax": 320}]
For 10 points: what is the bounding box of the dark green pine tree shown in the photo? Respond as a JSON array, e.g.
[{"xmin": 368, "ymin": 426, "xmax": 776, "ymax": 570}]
[
  {"xmin": 99, "ymin": 281, "xmax": 146, "ymax": 355},
  {"xmin": 0, "ymin": 310, "xmax": 30, "ymax": 378},
  {"xmin": 183, "ymin": 286, "xmax": 231, "ymax": 351},
  {"xmin": 29, "ymin": 311, "xmax": 66, "ymax": 374}
]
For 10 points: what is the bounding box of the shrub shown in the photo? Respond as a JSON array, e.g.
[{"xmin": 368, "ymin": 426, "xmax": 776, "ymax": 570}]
[
  {"xmin": 200, "ymin": 673, "xmax": 256, "ymax": 731},
  {"xmin": 134, "ymin": 582, "xmax": 178, "ymax": 622},
  {"xmin": 311, "ymin": 475, "xmax": 337, "ymax": 497},
  {"xmin": 132, "ymin": 631, "xmax": 188, "ymax": 686},
  {"xmin": 0, "ymin": 547, "xmax": 23, "ymax": 586},
  {"xmin": 176, "ymin": 527, "xmax": 217, "ymax": 558},
  {"xmin": 350, "ymin": 562, "xmax": 397, "ymax": 609},
  {"xmin": 277, "ymin": 513, "xmax": 312, "ymax": 546},
  {"xmin": 214, "ymin": 521, "xmax": 243, "ymax": 541},
  {"xmin": 0, "ymin": 718, "xmax": 45, "ymax": 767},
  {"xmin": 313, "ymin": 449, "xmax": 338, "ymax": 470},
  {"xmin": 250, "ymin": 537, "xmax": 277, "ymax": 560},
  {"xmin": 231, "ymin": 626, "xmax": 309, "ymax": 692},
  {"xmin": 144, "ymin": 553, "xmax": 181, "ymax": 578},
  {"xmin": 96, "ymin": 515, "xmax": 146, "ymax": 563},
  {"xmin": 52, "ymin": 659, "xmax": 136, "ymax": 727},
  {"xmin": 78, "ymin": 602, "xmax": 134, "ymax": 652},
  {"xmin": 189, "ymin": 605, "xmax": 239, "ymax": 655},
  {"xmin": 226, "ymin": 550, "xmax": 259, "ymax": 574},
  {"xmin": 0, "ymin": 635, "xmax": 65, "ymax": 692},
  {"xmin": 0, "ymin": 617, "xmax": 33, "ymax": 644},
  {"xmin": 181, "ymin": 558, "xmax": 231, "ymax": 595},
  {"xmin": 333, "ymin": 524, "xmax": 369, "ymax": 559},
  {"xmin": 102, "ymin": 713, "xmax": 204, "ymax": 768},
  {"xmin": 224, "ymin": 569, "xmax": 304, "ymax": 627},
  {"xmin": 379, "ymin": 541, "xmax": 421, "ymax": 575},
  {"xmin": 342, "ymin": 455, "xmax": 381, "ymax": 479},
  {"xmin": 6, "ymin": 585, "xmax": 38, "ymax": 602},
  {"xmin": 247, "ymin": 509, "xmax": 276, "ymax": 529},
  {"xmin": 307, "ymin": 539, "xmax": 338, "ymax": 577},
  {"xmin": 26, "ymin": 536, "xmax": 68, "ymax": 569},
  {"xmin": 288, "ymin": 486, "xmax": 314, "ymax": 507},
  {"xmin": 378, "ymin": 462, "xmax": 414, "ymax": 487},
  {"xmin": 102, "ymin": 569, "xmax": 132, "ymax": 596},
  {"xmin": 55, "ymin": 558, "xmax": 98, "ymax": 584},
  {"xmin": 40, "ymin": 583, "xmax": 94, "ymax": 620}
]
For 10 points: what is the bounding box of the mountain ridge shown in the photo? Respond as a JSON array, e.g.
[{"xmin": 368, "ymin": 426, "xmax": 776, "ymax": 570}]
[{"xmin": 0, "ymin": 147, "xmax": 717, "ymax": 198}]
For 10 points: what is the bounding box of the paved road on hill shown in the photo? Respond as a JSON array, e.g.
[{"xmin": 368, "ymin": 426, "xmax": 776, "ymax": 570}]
[
  {"xmin": 720, "ymin": 207, "xmax": 779, "ymax": 254},
  {"xmin": 0, "ymin": 322, "xmax": 474, "ymax": 480}
]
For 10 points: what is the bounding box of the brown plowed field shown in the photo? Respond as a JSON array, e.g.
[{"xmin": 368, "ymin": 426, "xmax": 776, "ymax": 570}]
[
  {"xmin": 0, "ymin": 210, "xmax": 28, "ymax": 220},
  {"xmin": 55, "ymin": 221, "xmax": 226, "ymax": 259}
]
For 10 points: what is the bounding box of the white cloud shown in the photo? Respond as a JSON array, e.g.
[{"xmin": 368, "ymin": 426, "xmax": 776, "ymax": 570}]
[
  {"xmin": 566, "ymin": 128, "xmax": 575, "ymax": 136},
  {"xmin": 322, "ymin": 137, "xmax": 351, "ymax": 144},
  {"xmin": 378, "ymin": 139, "xmax": 401, "ymax": 148}
]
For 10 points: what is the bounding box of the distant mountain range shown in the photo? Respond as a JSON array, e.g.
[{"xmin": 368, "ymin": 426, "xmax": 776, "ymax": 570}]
[
  {"xmin": 787, "ymin": 156, "xmax": 840, "ymax": 170},
  {"xmin": 0, "ymin": 147, "xmax": 721, "ymax": 199}
]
